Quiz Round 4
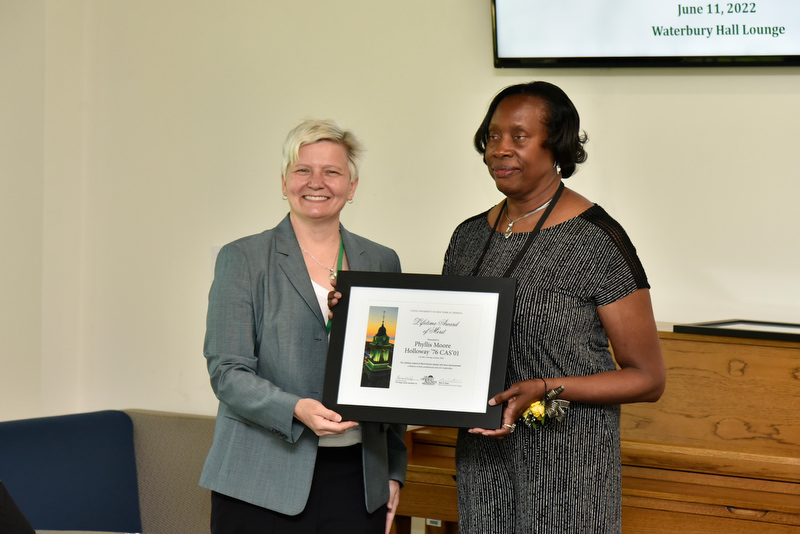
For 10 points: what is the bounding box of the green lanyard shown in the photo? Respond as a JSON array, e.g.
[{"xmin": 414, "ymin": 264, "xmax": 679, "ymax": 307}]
[{"xmin": 326, "ymin": 236, "xmax": 345, "ymax": 335}]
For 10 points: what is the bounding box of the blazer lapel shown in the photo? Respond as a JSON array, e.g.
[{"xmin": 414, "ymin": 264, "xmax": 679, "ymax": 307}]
[
  {"xmin": 340, "ymin": 224, "xmax": 368, "ymax": 271},
  {"xmin": 274, "ymin": 215, "xmax": 327, "ymax": 331}
]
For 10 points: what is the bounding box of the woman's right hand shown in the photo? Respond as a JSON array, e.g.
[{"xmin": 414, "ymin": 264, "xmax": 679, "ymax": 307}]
[
  {"xmin": 469, "ymin": 378, "xmax": 545, "ymax": 439},
  {"xmin": 294, "ymin": 398, "xmax": 358, "ymax": 436}
]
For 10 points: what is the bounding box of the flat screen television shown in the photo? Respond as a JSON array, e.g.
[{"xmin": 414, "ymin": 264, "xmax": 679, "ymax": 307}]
[{"xmin": 493, "ymin": 0, "xmax": 800, "ymax": 68}]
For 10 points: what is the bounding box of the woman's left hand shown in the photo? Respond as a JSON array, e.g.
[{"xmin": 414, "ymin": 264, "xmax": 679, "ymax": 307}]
[
  {"xmin": 384, "ymin": 480, "xmax": 401, "ymax": 534},
  {"xmin": 468, "ymin": 379, "xmax": 545, "ymax": 439},
  {"xmin": 326, "ymin": 277, "xmax": 341, "ymax": 321},
  {"xmin": 326, "ymin": 290, "xmax": 342, "ymax": 321}
]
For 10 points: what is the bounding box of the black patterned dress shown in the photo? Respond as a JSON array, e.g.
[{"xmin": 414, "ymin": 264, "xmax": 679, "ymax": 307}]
[{"xmin": 443, "ymin": 204, "xmax": 649, "ymax": 534}]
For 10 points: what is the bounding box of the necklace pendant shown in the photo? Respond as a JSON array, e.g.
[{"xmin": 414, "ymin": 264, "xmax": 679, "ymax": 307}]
[
  {"xmin": 504, "ymin": 224, "xmax": 513, "ymax": 239},
  {"xmin": 329, "ymin": 270, "xmax": 337, "ymax": 282}
]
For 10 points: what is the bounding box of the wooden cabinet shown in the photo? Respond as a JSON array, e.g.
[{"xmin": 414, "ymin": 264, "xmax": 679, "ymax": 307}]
[
  {"xmin": 620, "ymin": 329, "xmax": 800, "ymax": 532},
  {"xmin": 395, "ymin": 329, "xmax": 800, "ymax": 533},
  {"xmin": 394, "ymin": 426, "xmax": 458, "ymax": 534}
]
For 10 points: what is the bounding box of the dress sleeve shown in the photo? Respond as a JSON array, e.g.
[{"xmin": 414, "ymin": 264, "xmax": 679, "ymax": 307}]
[
  {"xmin": 586, "ymin": 209, "xmax": 650, "ymax": 307},
  {"xmin": 442, "ymin": 216, "xmax": 482, "ymax": 276},
  {"xmin": 441, "ymin": 228, "xmax": 459, "ymax": 276}
]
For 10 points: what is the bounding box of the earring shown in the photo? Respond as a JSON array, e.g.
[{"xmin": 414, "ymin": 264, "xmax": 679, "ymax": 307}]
[
  {"xmin": 282, "ymin": 195, "xmax": 288, "ymax": 200},
  {"xmin": 347, "ymin": 198, "xmax": 354, "ymax": 204},
  {"xmin": 554, "ymin": 161, "xmax": 561, "ymax": 175}
]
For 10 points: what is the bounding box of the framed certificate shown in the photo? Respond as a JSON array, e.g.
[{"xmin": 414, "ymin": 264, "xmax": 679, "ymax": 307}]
[
  {"xmin": 673, "ymin": 319, "xmax": 800, "ymax": 342},
  {"xmin": 323, "ymin": 271, "xmax": 515, "ymax": 429}
]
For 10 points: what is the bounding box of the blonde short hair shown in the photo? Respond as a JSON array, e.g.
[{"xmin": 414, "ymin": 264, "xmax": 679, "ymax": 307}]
[{"xmin": 281, "ymin": 119, "xmax": 364, "ymax": 181}]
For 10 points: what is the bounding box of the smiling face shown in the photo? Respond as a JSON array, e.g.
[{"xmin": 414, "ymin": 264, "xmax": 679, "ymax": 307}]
[
  {"xmin": 485, "ymin": 94, "xmax": 559, "ymax": 202},
  {"xmin": 282, "ymin": 140, "xmax": 358, "ymax": 225}
]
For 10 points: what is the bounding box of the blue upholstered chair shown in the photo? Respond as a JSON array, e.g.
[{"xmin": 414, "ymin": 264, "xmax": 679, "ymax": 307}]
[{"xmin": 0, "ymin": 410, "xmax": 143, "ymax": 532}]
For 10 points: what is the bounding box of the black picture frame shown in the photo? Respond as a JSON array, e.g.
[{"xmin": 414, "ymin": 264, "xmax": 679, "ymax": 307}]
[
  {"xmin": 673, "ymin": 319, "xmax": 800, "ymax": 342},
  {"xmin": 323, "ymin": 271, "xmax": 515, "ymax": 429}
]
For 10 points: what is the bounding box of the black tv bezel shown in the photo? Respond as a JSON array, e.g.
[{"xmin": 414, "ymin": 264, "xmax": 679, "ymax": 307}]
[{"xmin": 491, "ymin": 0, "xmax": 800, "ymax": 69}]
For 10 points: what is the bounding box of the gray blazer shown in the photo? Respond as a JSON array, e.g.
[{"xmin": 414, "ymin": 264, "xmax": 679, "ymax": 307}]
[{"xmin": 200, "ymin": 214, "xmax": 407, "ymax": 515}]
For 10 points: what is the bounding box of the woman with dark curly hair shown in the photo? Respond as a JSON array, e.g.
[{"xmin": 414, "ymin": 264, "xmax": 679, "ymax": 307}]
[{"xmin": 445, "ymin": 81, "xmax": 665, "ymax": 533}]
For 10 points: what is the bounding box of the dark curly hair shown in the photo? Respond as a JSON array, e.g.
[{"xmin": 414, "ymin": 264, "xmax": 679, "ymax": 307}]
[{"xmin": 473, "ymin": 81, "xmax": 588, "ymax": 178}]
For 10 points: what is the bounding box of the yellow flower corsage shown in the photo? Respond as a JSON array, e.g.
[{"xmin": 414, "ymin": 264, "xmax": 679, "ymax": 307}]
[{"xmin": 520, "ymin": 383, "xmax": 570, "ymax": 429}]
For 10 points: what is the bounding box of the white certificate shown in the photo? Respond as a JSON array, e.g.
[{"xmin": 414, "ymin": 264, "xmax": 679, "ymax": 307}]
[{"xmin": 323, "ymin": 271, "xmax": 515, "ymax": 428}]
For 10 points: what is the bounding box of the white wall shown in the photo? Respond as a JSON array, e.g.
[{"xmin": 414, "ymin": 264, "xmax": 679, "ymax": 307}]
[
  {"xmin": 2, "ymin": 0, "xmax": 799, "ymax": 421},
  {"xmin": 1, "ymin": 0, "xmax": 45, "ymax": 420}
]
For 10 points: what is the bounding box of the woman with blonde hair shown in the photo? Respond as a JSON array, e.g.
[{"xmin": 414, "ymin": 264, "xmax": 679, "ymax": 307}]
[{"xmin": 201, "ymin": 119, "xmax": 407, "ymax": 534}]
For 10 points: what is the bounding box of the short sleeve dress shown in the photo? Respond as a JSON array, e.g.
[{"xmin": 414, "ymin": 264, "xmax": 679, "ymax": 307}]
[{"xmin": 443, "ymin": 204, "xmax": 649, "ymax": 534}]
